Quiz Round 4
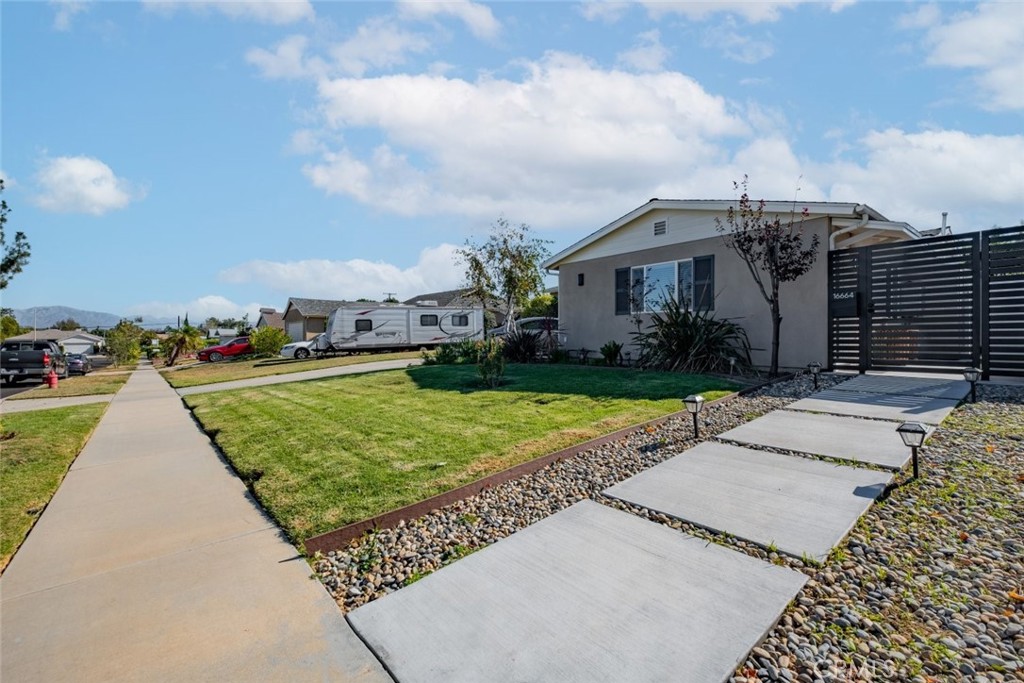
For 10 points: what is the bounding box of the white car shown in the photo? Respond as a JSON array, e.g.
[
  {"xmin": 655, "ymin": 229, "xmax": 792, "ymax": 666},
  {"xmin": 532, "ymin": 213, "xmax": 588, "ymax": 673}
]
[{"xmin": 279, "ymin": 334, "xmax": 323, "ymax": 360}]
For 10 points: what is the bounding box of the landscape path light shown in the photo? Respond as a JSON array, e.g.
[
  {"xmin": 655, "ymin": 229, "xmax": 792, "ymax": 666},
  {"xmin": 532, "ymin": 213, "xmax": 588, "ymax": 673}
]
[
  {"xmin": 962, "ymin": 367, "xmax": 980, "ymax": 403},
  {"xmin": 807, "ymin": 361, "xmax": 822, "ymax": 390},
  {"xmin": 896, "ymin": 421, "xmax": 928, "ymax": 480},
  {"xmin": 683, "ymin": 394, "xmax": 705, "ymax": 439}
]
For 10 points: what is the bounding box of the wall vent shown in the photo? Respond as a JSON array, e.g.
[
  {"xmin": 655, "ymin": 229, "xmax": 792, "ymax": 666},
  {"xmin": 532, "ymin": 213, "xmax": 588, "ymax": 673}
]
[{"xmin": 654, "ymin": 220, "xmax": 667, "ymax": 236}]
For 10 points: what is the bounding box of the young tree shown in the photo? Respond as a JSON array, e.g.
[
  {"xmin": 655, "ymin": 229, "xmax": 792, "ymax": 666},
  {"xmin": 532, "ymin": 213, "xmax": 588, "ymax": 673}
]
[
  {"xmin": 249, "ymin": 326, "xmax": 290, "ymax": 356},
  {"xmin": 163, "ymin": 323, "xmax": 204, "ymax": 367},
  {"xmin": 716, "ymin": 176, "xmax": 820, "ymax": 377},
  {"xmin": 106, "ymin": 320, "xmax": 145, "ymax": 367},
  {"xmin": 457, "ymin": 217, "xmax": 551, "ymax": 333},
  {"xmin": 1, "ymin": 179, "xmax": 31, "ymax": 290}
]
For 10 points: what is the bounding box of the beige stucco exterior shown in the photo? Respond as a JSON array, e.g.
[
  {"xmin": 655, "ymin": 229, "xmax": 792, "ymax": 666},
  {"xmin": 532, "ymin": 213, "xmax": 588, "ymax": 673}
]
[
  {"xmin": 283, "ymin": 308, "xmax": 328, "ymax": 342},
  {"xmin": 553, "ymin": 217, "xmax": 832, "ymax": 370}
]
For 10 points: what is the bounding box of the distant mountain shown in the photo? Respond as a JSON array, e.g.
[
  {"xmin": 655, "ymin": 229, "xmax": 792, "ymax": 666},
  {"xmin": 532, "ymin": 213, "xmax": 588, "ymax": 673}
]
[{"xmin": 11, "ymin": 306, "xmax": 124, "ymax": 330}]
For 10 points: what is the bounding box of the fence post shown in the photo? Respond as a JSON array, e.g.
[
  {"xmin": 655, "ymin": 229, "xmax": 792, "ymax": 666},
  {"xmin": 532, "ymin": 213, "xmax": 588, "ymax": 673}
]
[{"xmin": 979, "ymin": 231, "xmax": 991, "ymax": 380}]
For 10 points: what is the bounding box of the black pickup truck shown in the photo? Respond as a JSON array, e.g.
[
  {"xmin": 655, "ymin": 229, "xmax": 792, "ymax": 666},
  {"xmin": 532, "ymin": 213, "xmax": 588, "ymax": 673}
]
[{"xmin": 0, "ymin": 340, "xmax": 68, "ymax": 384}]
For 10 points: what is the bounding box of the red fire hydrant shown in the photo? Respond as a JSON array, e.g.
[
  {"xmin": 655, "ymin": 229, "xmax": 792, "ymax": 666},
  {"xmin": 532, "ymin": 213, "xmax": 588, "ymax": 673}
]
[{"xmin": 47, "ymin": 368, "xmax": 59, "ymax": 389}]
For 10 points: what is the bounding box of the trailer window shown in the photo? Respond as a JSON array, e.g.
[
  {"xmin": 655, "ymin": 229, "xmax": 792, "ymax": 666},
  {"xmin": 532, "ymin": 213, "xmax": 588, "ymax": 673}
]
[
  {"xmin": 451, "ymin": 315, "xmax": 469, "ymax": 327},
  {"xmin": 420, "ymin": 314, "xmax": 439, "ymax": 326},
  {"xmin": 355, "ymin": 319, "xmax": 373, "ymax": 332}
]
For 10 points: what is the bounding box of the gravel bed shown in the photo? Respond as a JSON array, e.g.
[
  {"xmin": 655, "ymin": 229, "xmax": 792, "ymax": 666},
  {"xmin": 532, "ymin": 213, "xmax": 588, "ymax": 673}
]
[{"xmin": 314, "ymin": 375, "xmax": 1024, "ymax": 681}]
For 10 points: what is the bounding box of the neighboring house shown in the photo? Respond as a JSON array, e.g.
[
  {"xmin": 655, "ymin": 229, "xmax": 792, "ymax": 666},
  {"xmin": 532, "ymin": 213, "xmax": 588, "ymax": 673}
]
[
  {"xmin": 206, "ymin": 327, "xmax": 239, "ymax": 339},
  {"xmin": 255, "ymin": 307, "xmax": 284, "ymax": 331},
  {"xmin": 542, "ymin": 199, "xmax": 918, "ymax": 370},
  {"xmin": 4, "ymin": 329, "xmax": 105, "ymax": 354},
  {"xmin": 403, "ymin": 288, "xmax": 507, "ymax": 327},
  {"xmin": 282, "ymin": 298, "xmax": 347, "ymax": 341}
]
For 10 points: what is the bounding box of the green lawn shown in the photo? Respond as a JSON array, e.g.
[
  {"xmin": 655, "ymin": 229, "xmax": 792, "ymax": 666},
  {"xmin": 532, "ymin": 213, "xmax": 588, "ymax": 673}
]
[
  {"xmin": 0, "ymin": 404, "xmax": 108, "ymax": 571},
  {"xmin": 184, "ymin": 364, "xmax": 736, "ymax": 543},
  {"xmin": 162, "ymin": 351, "xmax": 422, "ymax": 389},
  {"xmin": 6, "ymin": 372, "xmax": 130, "ymax": 400}
]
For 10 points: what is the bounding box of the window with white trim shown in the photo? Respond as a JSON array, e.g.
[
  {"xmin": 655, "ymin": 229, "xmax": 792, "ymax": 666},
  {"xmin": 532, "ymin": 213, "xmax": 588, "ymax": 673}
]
[{"xmin": 615, "ymin": 255, "xmax": 714, "ymax": 315}]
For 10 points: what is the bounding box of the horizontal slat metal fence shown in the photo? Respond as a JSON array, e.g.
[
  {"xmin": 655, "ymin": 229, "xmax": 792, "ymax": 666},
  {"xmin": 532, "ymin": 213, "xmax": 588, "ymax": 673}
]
[{"xmin": 828, "ymin": 225, "xmax": 1024, "ymax": 378}]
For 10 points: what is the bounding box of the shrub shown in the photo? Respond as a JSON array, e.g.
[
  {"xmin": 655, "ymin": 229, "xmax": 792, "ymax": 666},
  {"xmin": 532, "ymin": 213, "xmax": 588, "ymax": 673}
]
[
  {"xmin": 632, "ymin": 297, "xmax": 752, "ymax": 374},
  {"xmin": 250, "ymin": 326, "xmax": 291, "ymax": 356},
  {"xmin": 599, "ymin": 340, "xmax": 623, "ymax": 366},
  {"xmin": 503, "ymin": 329, "xmax": 540, "ymax": 363},
  {"xmin": 423, "ymin": 338, "xmax": 480, "ymax": 365},
  {"xmin": 476, "ymin": 338, "xmax": 506, "ymax": 387}
]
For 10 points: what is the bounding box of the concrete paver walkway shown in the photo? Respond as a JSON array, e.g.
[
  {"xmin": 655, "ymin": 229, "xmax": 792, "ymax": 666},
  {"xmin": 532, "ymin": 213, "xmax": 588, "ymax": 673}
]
[
  {"xmin": 787, "ymin": 389, "xmax": 959, "ymax": 424},
  {"xmin": 349, "ymin": 501, "xmax": 807, "ymax": 683},
  {"xmin": 0, "ymin": 366, "xmax": 391, "ymax": 683}
]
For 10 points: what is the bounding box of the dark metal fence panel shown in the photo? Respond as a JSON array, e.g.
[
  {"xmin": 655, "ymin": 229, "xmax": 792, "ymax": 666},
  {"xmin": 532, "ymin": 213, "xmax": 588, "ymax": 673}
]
[
  {"xmin": 828, "ymin": 225, "xmax": 1023, "ymax": 377},
  {"xmin": 984, "ymin": 225, "xmax": 1024, "ymax": 378},
  {"xmin": 866, "ymin": 233, "xmax": 978, "ymax": 372}
]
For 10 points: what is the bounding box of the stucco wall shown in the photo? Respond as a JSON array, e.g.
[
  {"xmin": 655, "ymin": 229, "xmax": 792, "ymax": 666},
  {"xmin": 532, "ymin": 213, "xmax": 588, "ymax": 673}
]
[{"xmin": 556, "ymin": 218, "xmax": 830, "ymax": 370}]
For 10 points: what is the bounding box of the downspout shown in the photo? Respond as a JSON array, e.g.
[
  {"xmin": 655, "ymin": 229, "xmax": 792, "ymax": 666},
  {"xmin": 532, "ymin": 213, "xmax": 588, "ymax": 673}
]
[{"xmin": 829, "ymin": 204, "xmax": 870, "ymax": 251}]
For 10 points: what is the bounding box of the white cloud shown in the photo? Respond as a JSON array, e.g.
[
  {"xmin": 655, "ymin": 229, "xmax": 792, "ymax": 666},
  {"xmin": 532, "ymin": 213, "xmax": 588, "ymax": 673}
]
[
  {"xmin": 304, "ymin": 51, "xmax": 748, "ymax": 227},
  {"xmin": 578, "ymin": 1, "xmax": 631, "ymax": 23},
  {"xmin": 397, "ymin": 0, "xmax": 500, "ymax": 40},
  {"xmin": 616, "ymin": 30, "xmax": 670, "ymax": 72},
  {"xmin": 702, "ymin": 20, "xmax": 775, "ymax": 64},
  {"xmin": 51, "ymin": 0, "xmax": 89, "ymax": 31},
  {"xmin": 915, "ymin": 2, "xmax": 1024, "ymax": 111},
  {"xmin": 639, "ymin": 1, "xmax": 824, "ymax": 24},
  {"xmin": 816, "ymin": 128, "xmax": 1024, "ymax": 230},
  {"xmin": 246, "ymin": 34, "xmax": 326, "ymax": 80},
  {"xmin": 330, "ymin": 16, "xmax": 432, "ymax": 77},
  {"xmin": 126, "ymin": 295, "xmax": 267, "ymax": 324},
  {"xmin": 32, "ymin": 156, "xmax": 143, "ymax": 215},
  {"xmin": 142, "ymin": 0, "xmax": 313, "ymax": 24},
  {"xmin": 218, "ymin": 244, "xmax": 464, "ymax": 300}
]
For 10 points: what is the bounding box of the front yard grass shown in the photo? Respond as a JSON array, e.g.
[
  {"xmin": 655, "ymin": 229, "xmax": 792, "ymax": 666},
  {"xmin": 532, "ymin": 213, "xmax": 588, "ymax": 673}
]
[
  {"xmin": 0, "ymin": 404, "xmax": 108, "ymax": 571},
  {"xmin": 184, "ymin": 363, "xmax": 736, "ymax": 543},
  {"xmin": 162, "ymin": 351, "xmax": 422, "ymax": 389},
  {"xmin": 6, "ymin": 372, "xmax": 130, "ymax": 400}
]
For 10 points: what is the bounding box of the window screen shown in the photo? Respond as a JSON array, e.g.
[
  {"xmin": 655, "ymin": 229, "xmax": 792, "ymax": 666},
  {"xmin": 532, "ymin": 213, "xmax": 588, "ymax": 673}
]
[
  {"xmin": 420, "ymin": 315, "xmax": 439, "ymax": 326},
  {"xmin": 452, "ymin": 315, "xmax": 469, "ymax": 327},
  {"xmin": 355, "ymin": 319, "xmax": 372, "ymax": 332}
]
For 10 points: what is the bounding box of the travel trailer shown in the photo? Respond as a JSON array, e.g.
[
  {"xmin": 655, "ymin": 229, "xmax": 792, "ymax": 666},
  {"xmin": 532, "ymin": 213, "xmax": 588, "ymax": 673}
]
[{"xmin": 312, "ymin": 303, "xmax": 485, "ymax": 354}]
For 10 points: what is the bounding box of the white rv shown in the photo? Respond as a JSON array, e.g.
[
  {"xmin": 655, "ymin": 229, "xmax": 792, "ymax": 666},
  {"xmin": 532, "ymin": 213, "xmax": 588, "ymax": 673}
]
[{"xmin": 315, "ymin": 303, "xmax": 485, "ymax": 353}]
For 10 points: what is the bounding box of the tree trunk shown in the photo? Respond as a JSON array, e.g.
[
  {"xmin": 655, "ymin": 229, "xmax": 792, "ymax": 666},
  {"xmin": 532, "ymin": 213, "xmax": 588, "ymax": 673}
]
[{"xmin": 770, "ymin": 300, "xmax": 782, "ymax": 378}]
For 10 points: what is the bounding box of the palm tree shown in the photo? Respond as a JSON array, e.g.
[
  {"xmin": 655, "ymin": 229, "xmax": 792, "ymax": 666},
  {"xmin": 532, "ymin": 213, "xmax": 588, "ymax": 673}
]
[{"xmin": 165, "ymin": 323, "xmax": 204, "ymax": 367}]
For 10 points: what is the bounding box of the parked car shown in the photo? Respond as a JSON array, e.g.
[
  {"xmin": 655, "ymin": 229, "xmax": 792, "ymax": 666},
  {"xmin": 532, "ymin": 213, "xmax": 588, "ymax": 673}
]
[
  {"xmin": 197, "ymin": 336, "xmax": 252, "ymax": 362},
  {"xmin": 279, "ymin": 334, "xmax": 322, "ymax": 360},
  {"xmin": 66, "ymin": 353, "xmax": 92, "ymax": 375},
  {"xmin": 488, "ymin": 317, "xmax": 566, "ymax": 345},
  {"xmin": 0, "ymin": 340, "xmax": 68, "ymax": 384}
]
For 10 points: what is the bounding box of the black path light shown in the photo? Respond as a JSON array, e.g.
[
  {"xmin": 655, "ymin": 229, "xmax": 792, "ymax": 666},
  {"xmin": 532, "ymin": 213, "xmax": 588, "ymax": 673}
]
[
  {"xmin": 896, "ymin": 421, "xmax": 928, "ymax": 479},
  {"xmin": 683, "ymin": 394, "xmax": 705, "ymax": 439},
  {"xmin": 962, "ymin": 367, "xmax": 981, "ymax": 403},
  {"xmin": 807, "ymin": 361, "xmax": 822, "ymax": 390}
]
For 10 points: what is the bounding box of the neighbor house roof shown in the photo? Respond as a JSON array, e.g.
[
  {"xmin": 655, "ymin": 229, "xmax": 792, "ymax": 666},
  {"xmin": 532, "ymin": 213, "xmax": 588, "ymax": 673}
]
[
  {"xmin": 542, "ymin": 198, "xmax": 919, "ymax": 270},
  {"xmin": 284, "ymin": 298, "xmax": 347, "ymax": 318},
  {"xmin": 404, "ymin": 288, "xmax": 506, "ymax": 312},
  {"xmin": 5, "ymin": 329, "xmax": 104, "ymax": 343},
  {"xmin": 256, "ymin": 308, "xmax": 284, "ymax": 329}
]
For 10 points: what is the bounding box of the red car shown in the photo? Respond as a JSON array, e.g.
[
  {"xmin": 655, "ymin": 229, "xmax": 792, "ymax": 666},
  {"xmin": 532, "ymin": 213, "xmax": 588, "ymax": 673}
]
[{"xmin": 197, "ymin": 337, "xmax": 252, "ymax": 362}]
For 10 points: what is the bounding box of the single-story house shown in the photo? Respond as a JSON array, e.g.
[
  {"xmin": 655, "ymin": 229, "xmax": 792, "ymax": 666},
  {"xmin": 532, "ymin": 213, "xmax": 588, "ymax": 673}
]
[
  {"xmin": 4, "ymin": 329, "xmax": 105, "ymax": 355},
  {"xmin": 542, "ymin": 199, "xmax": 918, "ymax": 370},
  {"xmin": 403, "ymin": 288, "xmax": 508, "ymax": 327},
  {"xmin": 255, "ymin": 307, "xmax": 284, "ymax": 331},
  {"xmin": 282, "ymin": 298, "xmax": 346, "ymax": 341}
]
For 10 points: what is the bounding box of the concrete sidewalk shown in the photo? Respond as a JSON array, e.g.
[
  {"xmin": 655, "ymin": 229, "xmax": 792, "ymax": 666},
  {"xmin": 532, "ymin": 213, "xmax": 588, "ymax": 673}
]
[
  {"xmin": 0, "ymin": 366, "xmax": 391, "ymax": 683},
  {"xmin": 0, "ymin": 393, "xmax": 116, "ymax": 413},
  {"xmin": 176, "ymin": 358, "xmax": 422, "ymax": 396}
]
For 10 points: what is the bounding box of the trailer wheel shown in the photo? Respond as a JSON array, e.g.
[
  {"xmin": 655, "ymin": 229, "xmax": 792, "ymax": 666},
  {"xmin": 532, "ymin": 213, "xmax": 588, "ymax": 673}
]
[{"xmin": 295, "ymin": 348, "xmax": 310, "ymax": 360}]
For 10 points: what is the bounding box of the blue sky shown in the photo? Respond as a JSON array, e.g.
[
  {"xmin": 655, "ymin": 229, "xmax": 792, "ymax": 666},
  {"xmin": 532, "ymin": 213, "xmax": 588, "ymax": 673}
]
[{"xmin": 3, "ymin": 0, "xmax": 1022, "ymax": 323}]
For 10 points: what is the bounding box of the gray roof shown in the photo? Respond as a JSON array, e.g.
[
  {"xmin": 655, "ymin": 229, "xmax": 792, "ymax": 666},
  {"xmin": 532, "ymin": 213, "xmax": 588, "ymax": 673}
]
[
  {"xmin": 257, "ymin": 309, "xmax": 284, "ymax": 329},
  {"xmin": 284, "ymin": 298, "xmax": 347, "ymax": 318},
  {"xmin": 403, "ymin": 288, "xmax": 506, "ymax": 311}
]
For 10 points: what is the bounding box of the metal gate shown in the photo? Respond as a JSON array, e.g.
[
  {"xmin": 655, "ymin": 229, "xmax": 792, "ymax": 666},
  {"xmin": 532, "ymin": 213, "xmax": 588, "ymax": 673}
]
[{"xmin": 828, "ymin": 225, "xmax": 1024, "ymax": 378}]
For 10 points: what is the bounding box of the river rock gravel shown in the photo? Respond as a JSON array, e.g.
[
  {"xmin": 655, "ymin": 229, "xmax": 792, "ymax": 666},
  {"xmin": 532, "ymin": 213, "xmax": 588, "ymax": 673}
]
[{"xmin": 314, "ymin": 375, "xmax": 1024, "ymax": 682}]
